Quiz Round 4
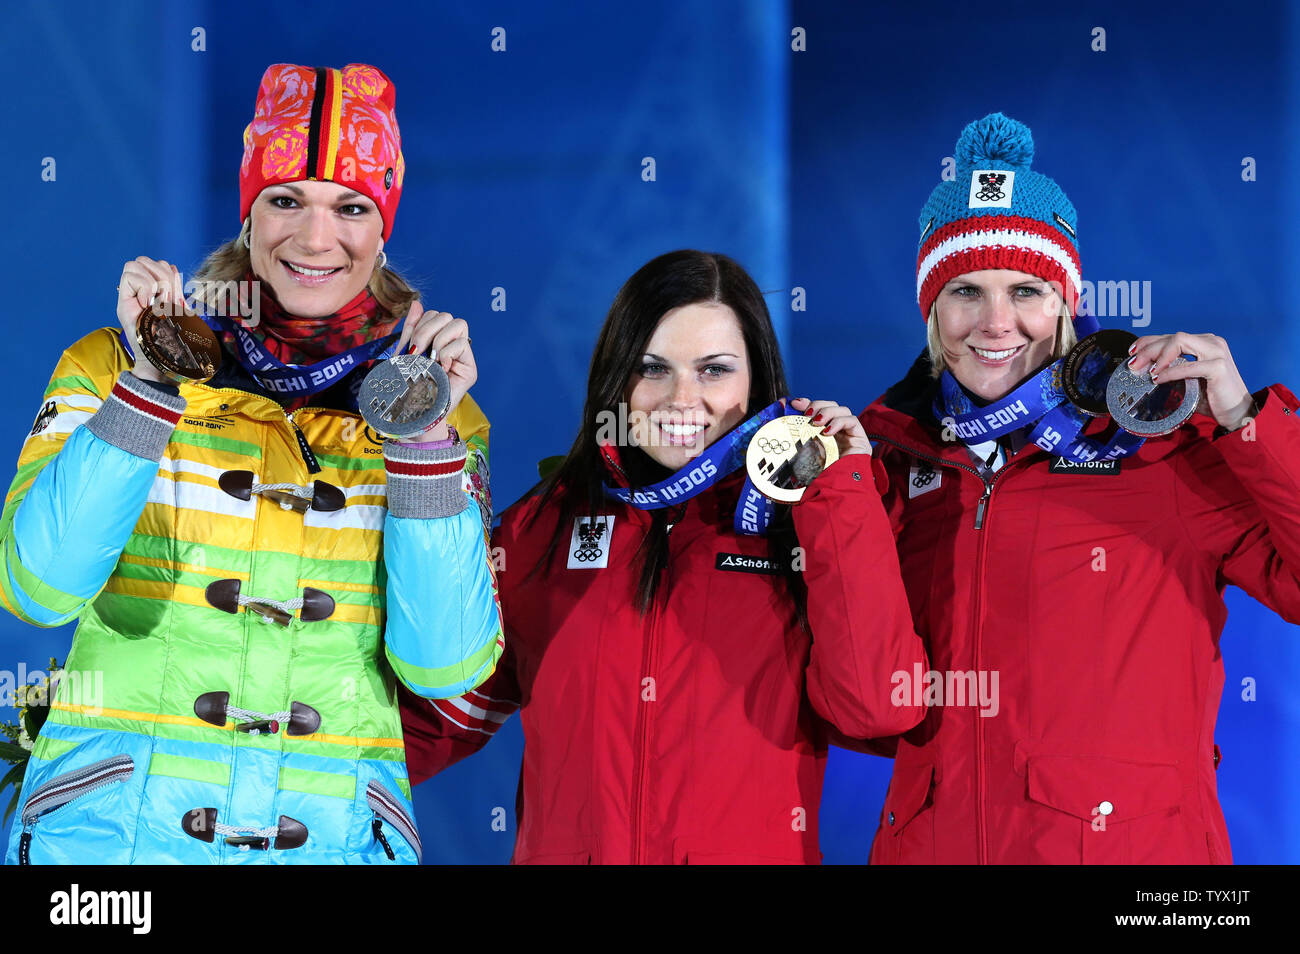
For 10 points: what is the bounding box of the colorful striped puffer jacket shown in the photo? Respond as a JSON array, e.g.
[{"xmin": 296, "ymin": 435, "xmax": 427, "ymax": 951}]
[{"xmin": 1, "ymin": 328, "xmax": 503, "ymax": 864}]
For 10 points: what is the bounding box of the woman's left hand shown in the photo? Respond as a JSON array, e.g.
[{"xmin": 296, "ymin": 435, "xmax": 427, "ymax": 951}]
[
  {"xmin": 1127, "ymin": 332, "xmax": 1255, "ymax": 430},
  {"xmin": 790, "ymin": 398, "xmax": 871, "ymax": 457},
  {"xmin": 393, "ymin": 301, "xmax": 477, "ymax": 440}
]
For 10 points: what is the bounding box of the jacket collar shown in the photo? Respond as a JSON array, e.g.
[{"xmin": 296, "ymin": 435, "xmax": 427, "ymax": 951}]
[{"xmin": 861, "ymin": 349, "xmax": 963, "ymax": 462}]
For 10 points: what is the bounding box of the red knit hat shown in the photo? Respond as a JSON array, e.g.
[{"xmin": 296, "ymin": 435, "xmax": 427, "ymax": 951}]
[{"xmin": 239, "ymin": 63, "xmax": 405, "ymax": 240}]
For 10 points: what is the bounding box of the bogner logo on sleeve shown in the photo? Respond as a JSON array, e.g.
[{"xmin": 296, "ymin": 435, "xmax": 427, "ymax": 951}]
[
  {"xmin": 568, "ymin": 516, "xmax": 615, "ymax": 569},
  {"xmin": 715, "ymin": 552, "xmax": 784, "ymax": 575},
  {"xmin": 1049, "ymin": 457, "xmax": 1121, "ymax": 475}
]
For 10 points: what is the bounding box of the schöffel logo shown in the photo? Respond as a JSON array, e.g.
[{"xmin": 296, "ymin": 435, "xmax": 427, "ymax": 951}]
[
  {"xmin": 715, "ymin": 552, "xmax": 783, "ymax": 575},
  {"xmin": 1049, "ymin": 457, "xmax": 1121, "ymax": 475}
]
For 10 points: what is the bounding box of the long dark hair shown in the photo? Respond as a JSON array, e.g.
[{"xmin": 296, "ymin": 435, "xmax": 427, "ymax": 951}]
[{"xmin": 531, "ymin": 249, "xmax": 808, "ymax": 626}]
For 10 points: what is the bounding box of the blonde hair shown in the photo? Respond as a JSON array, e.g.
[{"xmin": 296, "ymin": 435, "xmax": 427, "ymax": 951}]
[
  {"xmin": 190, "ymin": 216, "xmax": 420, "ymax": 318},
  {"xmin": 926, "ymin": 299, "xmax": 1076, "ymax": 378}
]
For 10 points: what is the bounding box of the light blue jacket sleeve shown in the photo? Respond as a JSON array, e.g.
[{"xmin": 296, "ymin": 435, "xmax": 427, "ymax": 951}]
[
  {"xmin": 1, "ymin": 369, "xmax": 185, "ymax": 628},
  {"xmin": 380, "ymin": 440, "xmax": 503, "ymax": 698}
]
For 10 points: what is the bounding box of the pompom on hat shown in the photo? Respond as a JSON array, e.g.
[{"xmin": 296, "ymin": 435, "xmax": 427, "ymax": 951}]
[
  {"xmin": 239, "ymin": 63, "xmax": 405, "ymax": 241},
  {"xmin": 915, "ymin": 112, "xmax": 1080, "ymax": 321}
]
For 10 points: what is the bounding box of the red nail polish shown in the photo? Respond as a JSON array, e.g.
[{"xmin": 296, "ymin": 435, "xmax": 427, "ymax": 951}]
[{"xmin": 821, "ymin": 425, "xmax": 832, "ymax": 435}]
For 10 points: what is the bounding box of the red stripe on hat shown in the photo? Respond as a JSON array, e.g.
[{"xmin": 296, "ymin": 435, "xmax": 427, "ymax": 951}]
[
  {"xmin": 918, "ymin": 252, "xmax": 1076, "ymax": 322},
  {"xmin": 918, "ymin": 214, "xmax": 1080, "ymax": 269},
  {"xmin": 916, "ymin": 215, "xmax": 1081, "ymax": 320}
]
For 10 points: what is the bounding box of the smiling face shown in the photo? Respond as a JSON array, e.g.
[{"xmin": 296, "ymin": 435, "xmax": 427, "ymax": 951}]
[
  {"xmin": 934, "ymin": 269, "xmax": 1063, "ymax": 401},
  {"xmin": 623, "ymin": 302, "xmax": 752, "ymax": 471},
  {"xmin": 248, "ymin": 179, "xmax": 384, "ymax": 318}
]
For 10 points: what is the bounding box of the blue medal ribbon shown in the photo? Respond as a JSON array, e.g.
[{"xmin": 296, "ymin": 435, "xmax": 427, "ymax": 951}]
[
  {"xmin": 207, "ymin": 315, "xmax": 401, "ymax": 400},
  {"xmin": 934, "ymin": 348, "xmax": 1146, "ymax": 465},
  {"xmin": 603, "ymin": 400, "xmax": 800, "ymax": 536}
]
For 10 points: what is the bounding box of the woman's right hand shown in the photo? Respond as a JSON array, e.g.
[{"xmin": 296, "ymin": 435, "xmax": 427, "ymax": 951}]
[
  {"xmin": 790, "ymin": 397, "xmax": 871, "ymax": 457},
  {"xmin": 116, "ymin": 257, "xmax": 186, "ymax": 383}
]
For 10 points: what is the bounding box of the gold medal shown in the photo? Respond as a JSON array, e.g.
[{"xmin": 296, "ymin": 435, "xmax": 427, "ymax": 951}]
[{"xmin": 745, "ymin": 414, "xmax": 839, "ymax": 502}]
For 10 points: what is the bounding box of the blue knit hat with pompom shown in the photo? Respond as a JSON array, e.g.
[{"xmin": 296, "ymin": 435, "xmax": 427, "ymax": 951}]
[{"xmin": 916, "ymin": 113, "xmax": 1080, "ymax": 320}]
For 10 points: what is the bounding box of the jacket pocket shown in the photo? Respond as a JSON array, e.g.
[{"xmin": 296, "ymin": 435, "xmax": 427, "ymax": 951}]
[
  {"xmin": 672, "ymin": 840, "xmax": 807, "ymax": 865},
  {"xmin": 365, "ymin": 780, "xmax": 421, "ymax": 864},
  {"xmin": 870, "ymin": 763, "xmax": 935, "ymax": 864},
  {"xmin": 19, "ymin": 754, "xmax": 135, "ymax": 865},
  {"xmin": 1025, "ymin": 754, "xmax": 1190, "ymax": 864}
]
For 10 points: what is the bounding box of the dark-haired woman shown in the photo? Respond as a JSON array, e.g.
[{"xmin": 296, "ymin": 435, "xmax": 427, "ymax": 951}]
[{"xmin": 400, "ymin": 249, "xmax": 927, "ymax": 864}]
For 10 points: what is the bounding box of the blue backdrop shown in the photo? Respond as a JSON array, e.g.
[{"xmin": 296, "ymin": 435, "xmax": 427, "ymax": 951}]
[{"xmin": 0, "ymin": 0, "xmax": 1295, "ymax": 863}]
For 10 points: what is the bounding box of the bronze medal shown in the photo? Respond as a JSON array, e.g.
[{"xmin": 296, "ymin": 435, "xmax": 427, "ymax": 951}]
[
  {"xmin": 1061, "ymin": 329, "xmax": 1137, "ymax": 416},
  {"xmin": 745, "ymin": 415, "xmax": 839, "ymax": 503},
  {"xmin": 135, "ymin": 301, "xmax": 222, "ymax": 385}
]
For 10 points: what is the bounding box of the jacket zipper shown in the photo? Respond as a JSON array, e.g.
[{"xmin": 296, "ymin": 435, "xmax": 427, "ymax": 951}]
[
  {"xmin": 365, "ymin": 780, "xmax": 422, "ymax": 863},
  {"xmin": 868, "ymin": 431, "xmax": 1025, "ymax": 864},
  {"xmin": 286, "ymin": 409, "xmax": 322, "ymax": 474},
  {"xmin": 629, "ymin": 517, "xmax": 673, "ymax": 865},
  {"xmin": 20, "ymin": 755, "xmax": 135, "ymax": 865}
]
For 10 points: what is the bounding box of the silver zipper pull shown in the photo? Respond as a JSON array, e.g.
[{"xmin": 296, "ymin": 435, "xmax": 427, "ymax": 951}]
[{"xmin": 974, "ymin": 485, "xmax": 991, "ymax": 530}]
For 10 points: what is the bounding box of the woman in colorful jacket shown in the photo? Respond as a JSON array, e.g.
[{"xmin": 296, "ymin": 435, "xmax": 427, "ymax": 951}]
[
  {"xmin": 1, "ymin": 63, "xmax": 502, "ymax": 864},
  {"xmin": 400, "ymin": 249, "xmax": 928, "ymax": 864},
  {"xmin": 862, "ymin": 112, "xmax": 1300, "ymax": 864}
]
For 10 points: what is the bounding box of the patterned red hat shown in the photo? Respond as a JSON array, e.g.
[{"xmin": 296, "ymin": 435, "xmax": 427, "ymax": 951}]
[{"xmin": 239, "ymin": 63, "xmax": 405, "ymax": 240}]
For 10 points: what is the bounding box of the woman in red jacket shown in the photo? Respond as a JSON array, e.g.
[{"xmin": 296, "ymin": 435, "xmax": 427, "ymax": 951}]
[
  {"xmin": 864, "ymin": 112, "xmax": 1300, "ymax": 864},
  {"xmin": 401, "ymin": 249, "xmax": 927, "ymax": 863}
]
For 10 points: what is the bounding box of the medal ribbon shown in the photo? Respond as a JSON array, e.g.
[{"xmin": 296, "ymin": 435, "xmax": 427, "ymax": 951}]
[
  {"xmin": 602, "ymin": 400, "xmax": 800, "ymax": 536},
  {"xmin": 934, "ymin": 353, "xmax": 1146, "ymax": 465},
  {"xmin": 206, "ymin": 314, "xmax": 402, "ymax": 400},
  {"xmin": 118, "ymin": 315, "xmax": 405, "ymax": 406}
]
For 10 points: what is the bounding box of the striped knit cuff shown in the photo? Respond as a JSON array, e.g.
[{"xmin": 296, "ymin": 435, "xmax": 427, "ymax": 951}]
[
  {"xmin": 85, "ymin": 372, "xmax": 186, "ymax": 460},
  {"xmin": 384, "ymin": 440, "xmax": 470, "ymax": 519}
]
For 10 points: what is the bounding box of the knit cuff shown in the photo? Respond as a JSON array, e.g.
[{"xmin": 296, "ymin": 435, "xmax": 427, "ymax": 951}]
[
  {"xmin": 384, "ymin": 440, "xmax": 470, "ymax": 519},
  {"xmin": 132, "ymin": 374, "xmax": 181, "ymax": 398},
  {"xmin": 85, "ymin": 371, "xmax": 186, "ymax": 460}
]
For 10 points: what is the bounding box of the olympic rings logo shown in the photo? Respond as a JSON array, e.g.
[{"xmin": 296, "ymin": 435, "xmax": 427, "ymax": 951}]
[
  {"xmin": 572, "ymin": 547, "xmax": 604, "ymax": 562},
  {"xmin": 758, "ymin": 438, "xmax": 791, "ymax": 454}
]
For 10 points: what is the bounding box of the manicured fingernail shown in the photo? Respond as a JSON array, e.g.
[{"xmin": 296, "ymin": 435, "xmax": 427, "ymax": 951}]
[
  {"xmin": 821, "ymin": 425, "xmax": 832, "ymax": 435},
  {"xmin": 1128, "ymin": 343, "xmax": 1137, "ymax": 355}
]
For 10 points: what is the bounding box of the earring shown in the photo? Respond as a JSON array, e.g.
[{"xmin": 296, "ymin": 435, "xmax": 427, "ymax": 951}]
[
  {"xmin": 241, "ymin": 218, "xmax": 251, "ymax": 250},
  {"xmin": 376, "ymin": 250, "xmax": 388, "ymax": 270}
]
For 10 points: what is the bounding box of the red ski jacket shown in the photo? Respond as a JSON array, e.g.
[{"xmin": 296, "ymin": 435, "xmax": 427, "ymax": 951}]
[
  {"xmin": 401, "ymin": 455, "xmax": 927, "ymax": 864},
  {"xmin": 861, "ymin": 354, "xmax": 1300, "ymax": 864}
]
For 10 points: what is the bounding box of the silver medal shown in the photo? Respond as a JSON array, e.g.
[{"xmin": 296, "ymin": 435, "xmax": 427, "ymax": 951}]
[
  {"xmin": 358, "ymin": 353, "xmax": 452, "ymax": 439},
  {"xmin": 1105, "ymin": 356, "xmax": 1201, "ymax": 436}
]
